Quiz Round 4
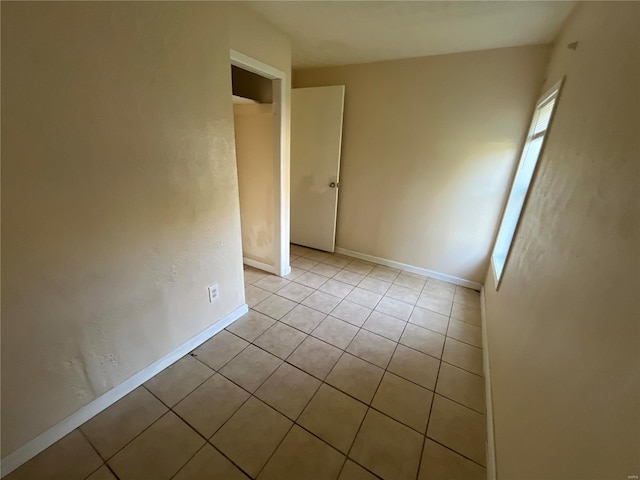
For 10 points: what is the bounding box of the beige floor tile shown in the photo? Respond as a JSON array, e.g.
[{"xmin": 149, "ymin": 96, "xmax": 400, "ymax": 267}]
[
  {"xmin": 346, "ymin": 329, "xmax": 397, "ymax": 368},
  {"xmin": 253, "ymin": 275, "xmax": 291, "ymax": 293},
  {"xmin": 225, "ymin": 310, "xmax": 275, "ymax": 342},
  {"xmin": 386, "ymin": 283, "xmax": 420, "ymax": 304},
  {"xmin": 291, "ymin": 256, "xmax": 320, "ymax": 271},
  {"xmin": 350, "ymin": 409, "xmax": 423, "ymax": 480},
  {"xmin": 144, "ymin": 355, "xmax": 214, "ymax": 407},
  {"xmin": 393, "ymin": 273, "xmax": 426, "ymax": 291},
  {"xmin": 326, "ymin": 353, "xmax": 384, "ymax": 403},
  {"xmin": 287, "ymin": 336, "xmax": 343, "ymax": 379},
  {"xmin": 339, "ymin": 460, "xmax": 378, "ymax": 480},
  {"xmin": 305, "ymin": 250, "xmax": 332, "ymax": 262},
  {"xmin": 245, "ymin": 285, "xmax": 272, "ymax": 308},
  {"xmin": 276, "ymin": 281, "xmax": 314, "ymax": 303},
  {"xmin": 255, "ymin": 362, "xmax": 321, "ymax": 420},
  {"xmin": 311, "ymin": 316, "xmax": 359, "ymax": 349},
  {"xmin": 442, "ymin": 338, "xmax": 483, "ymax": 376},
  {"xmin": 290, "ymin": 244, "xmax": 313, "ymax": 256},
  {"xmin": 417, "ymin": 293, "xmax": 453, "ymax": 316},
  {"xmin": 6, "ymin": 430, "xmax": 102, "ymax": 480},
  {"xmin": 453, "ymin": 286, "xmax": 481, "ymax": 308},
  {"xmin": 451, "ymin": 302, "xmax": 481, "ymax": 326},
  {"xmin": 298, "ymin": 384, "xmax": 367, "ymax": 454},
  {"xmin": 436, "ymin": 363, "xmax": 485, "ymax": 413},
  {"xmin": 254, "ymin": 294, "xmax": 297, "ymax": 320},
  {"xmin": 344, "ymin": 287, "xmax": 383, "ymax": 309},
  {"xmin": 333, "ymin": 269, "xmax": 366, "ymax": 286},
  {"xmin": 372, "ymin": 372, "xmax": 433, "ymax": 433},
  {"xmin": 387, "ymin": 344, "xmax": 440, "ymax": 389},
  {"xmin": 302, "ymin": 290, "xmax": 342, "ymax": 314},
  {"xmin": 81, "ymin": 386, "xmax": 167, "ymax": 459},
  {"xmin": 324, "ymin": 255, "xmax": 352, "ymax": 268},
  {"xmin": 173, "ymin": 373, "xmax": 249, "ymax": 438},
  {"xmin": 173, "ymin": 444, "xmax": 247, "ymax": 480},
  {"xmin": 254, "ymin": 322, "xmax": 307, "ymax": 359},
  {"xmin": 258, "ymin": 425, "xmax": 345, "ymax": 480},
  {"xmin": 367, "ymin": 266, "xmax": 399, "ymax": 283},
  {"xmin": 244, "ymin": 267, "xmax": 269, "ymax": 285},
  {"xmin": 409, "ymin": 306, "xmax": 449, "ymax": 335},
  {"xmin": 419, "ymin": 439, "xmax": 486, "ymax": 480},
  {"xmin": 427, "ymin": 395, "xmax": 486, "ymax": 466},
  {"xmin": 358, "ymin": 276, "xmax": 391, "ymax": 294},
  {"xmin": 399, "ymin": 323, "xmax": 446, "ymax": 358},
  {"xmin": 295, "ymin": 271, "xmax": 329, "ymax": 288},
  {"xmin": 344, "ymin": 260, "xmax": 375, "ymax": 275},
  {"xmin": 108, "ymin": 412, "xmax": 204, "ymax": 480},
  {"xmin": 447, "ymin": 318, "xmax": 482, "ymax": 347},
  {"xmin": 211, "ymin": 397, "xmax": 292, "ymax": 477},
  {"xmin": 422, "ymin": 281, "xmax": 455, "ymax": 301},
  {"xmin": 311, "ymin": 262, "xmax": 342, "ymax": 278},
  {"xmin": 280, "ymin": 304, "xmax": 327, "ymax": 333},
  {"xmin": 219, "ymin": 344, "xmax": 282, "ymax": 392},
  {"xmin": 283, "ymin": 266, "xmax": 306, "ymax": 281},
  {"xmin": 86, "ymin": 465, "xmax": 117, "ymax": 480},
  {"xmin": 330, "ymin": 300, "xmax": 372, "ymax": 327},
  {"xmin": 319, "ymin": 278, "xmax": 355, "ymax": 299},
  {"xmin": 363, "ymin": 310, "xmax": 406, "ymax": 341},
  {"xmin": 193, "ymin": 330, "xmax": 249, "ymax": 370},
  {"xmin": 376, "ymin": 296, "xmax": 413, "ymax": 320}
]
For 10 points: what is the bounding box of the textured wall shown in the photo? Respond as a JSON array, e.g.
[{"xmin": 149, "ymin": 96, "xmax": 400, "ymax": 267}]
[
  {"xmin": 234, "ymin": 104, "xmax": 275, "ymax": 264},
  {"xmin": 484, "ymin": 2, "xmax": 640, "ymax": 478},
  {"xmin": 1, "ymin": 1, "xmax": 290, "ymax": 458},
  {"xmin": 294, "ymin": 45, "xmax": 550, "ymax": 283}
]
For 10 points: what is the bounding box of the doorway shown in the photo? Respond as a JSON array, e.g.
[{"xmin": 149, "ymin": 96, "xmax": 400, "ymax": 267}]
[{"xmin": 230, "ymin": 50, "xmax": 289, "ymax": 277}]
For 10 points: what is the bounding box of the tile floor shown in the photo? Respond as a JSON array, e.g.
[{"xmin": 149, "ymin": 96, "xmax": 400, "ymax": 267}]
[{"xmin": 7, "ymin": 245, "xmax": 487, "ymax": 480}]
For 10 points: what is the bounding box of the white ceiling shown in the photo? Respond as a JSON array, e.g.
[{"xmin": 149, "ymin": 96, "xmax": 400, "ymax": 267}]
[{"xmin": 246, "ymin": 1, "xmax": 576, "ymax": 69}]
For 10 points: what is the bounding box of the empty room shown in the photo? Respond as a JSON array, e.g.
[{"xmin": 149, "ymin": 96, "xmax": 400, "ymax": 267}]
[{"xmin": 1, "ymin": 1, "xmax": 638, "ymax": 480}]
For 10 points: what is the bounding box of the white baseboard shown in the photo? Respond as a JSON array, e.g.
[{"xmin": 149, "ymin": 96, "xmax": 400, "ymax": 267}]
[
  {"xmin": 0, "ymin": 303, "xmax": 249, "ymax": 478},
  {"xmin": 481, "ymin": 288, "xmax": 497, "ymax": 479},
  {"xmin": 243, "ymin": 257, "xmax": 276, "ymax": 274},
  {"xmin": 334, "ymin": 247, "xmax": 483, "ymax": 290},
  {"xmin": 243, "ymin": 257, "xmax": 290, "ymax": 278}
]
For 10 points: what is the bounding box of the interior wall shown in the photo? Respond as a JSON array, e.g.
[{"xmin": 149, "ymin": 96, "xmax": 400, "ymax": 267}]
[
  {"xmin": 0, "ymin": 1, "xmax": 290, "ymax": 459},
  {"xmin": 229, "ymin": 4, "xmax": 292, "ymax": 273},
  {"xmin": 234, "ymin": 103, "xmax": 275, "ymax": 265},
  {"xmin": 483, "ymin": 2, "xmax": 640, "ymax": 478},
  {"xmin": 232, "ymin": 66, "xmax": 273, "ymax": 103},
  {"xmin": 294, "ymin": 45, "xmax": 550, "ymax": 284}
]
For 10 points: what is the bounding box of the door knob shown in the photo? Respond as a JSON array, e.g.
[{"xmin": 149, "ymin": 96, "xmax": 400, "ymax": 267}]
[{"xmin": 329, "ymin": 182, "xmax": 340, "ymax": 188}]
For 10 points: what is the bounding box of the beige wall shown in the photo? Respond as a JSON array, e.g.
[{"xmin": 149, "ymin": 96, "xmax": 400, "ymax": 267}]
[
  {"xmin": 294, "ymin": 46, "xmax": 550, "ymax": 284},
  {"xmin": 234, "ymin": 103, "xmax": 275, "ymax": 265},
  {"xmin": 1, "ymin": 1, "xmax": 290, "ymax": 459},
  {"xmin": 484, "ymin": 2, "xmax": 640, "ymax": 478}
]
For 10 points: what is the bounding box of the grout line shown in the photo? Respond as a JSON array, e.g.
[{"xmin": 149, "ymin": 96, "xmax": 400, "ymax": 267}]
[
  {"xmin": 74, "ymin": 254, "xmax": 482, "ymax": 480},
  {"xmin": 416, "ymin": 340, "xmax": 443, "ymax": 480},
  {"xmin": 424, "ymin": 435, "xmax": 489, "ymax": 469},
  {"xmin": 77, "ymin": 429, "xmax": 114, "ymax": 480}
]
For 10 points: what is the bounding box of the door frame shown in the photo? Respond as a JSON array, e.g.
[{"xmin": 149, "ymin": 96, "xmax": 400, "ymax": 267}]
[{"xmin": 230, "ymin": 49, "xmax": 290, "ymax": 277}]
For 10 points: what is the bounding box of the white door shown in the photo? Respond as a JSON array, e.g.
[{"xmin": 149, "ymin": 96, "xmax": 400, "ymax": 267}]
[{"xmin": 290, "ymin": 85, "xmax": 345, "ymax": 252}]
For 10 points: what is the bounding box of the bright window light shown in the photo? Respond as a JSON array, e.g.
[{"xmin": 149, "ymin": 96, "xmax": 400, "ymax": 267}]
[{"xmin": 491, "ymin": 78, "xmax": 564, "ymax": 287}]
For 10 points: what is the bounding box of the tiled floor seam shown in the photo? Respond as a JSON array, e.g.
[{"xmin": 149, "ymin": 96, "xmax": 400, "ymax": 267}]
[
  {"xmin": 416, "ymin": 336, "xmax": 445, "ymax": 480},
  {"xmin": 424, "ymin": 435, "xmax": 488, "ymax": 470},
  {"xmin": 341, "ymin": 305, "xmax": 414, "ymax": 479},
  {"xmin": 78, "ymin": 428, "xmax": 112, "ymax": 480}
]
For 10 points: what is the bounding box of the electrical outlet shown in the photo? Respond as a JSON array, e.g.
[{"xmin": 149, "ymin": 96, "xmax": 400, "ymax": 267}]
[{"xmin": 208, "ymin": 284, "xmax": 219, "ymax": 303}]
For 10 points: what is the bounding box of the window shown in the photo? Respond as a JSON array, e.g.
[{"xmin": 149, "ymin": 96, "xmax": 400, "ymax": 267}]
[{"xmin": 491, "ymin": 79, "xmax": 564, "ymax": 287}]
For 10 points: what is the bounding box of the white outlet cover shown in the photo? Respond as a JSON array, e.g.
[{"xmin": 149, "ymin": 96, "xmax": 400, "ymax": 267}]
[{"xmin": 208, "ymin": 284, "xmax": 219, "ymax": 303}]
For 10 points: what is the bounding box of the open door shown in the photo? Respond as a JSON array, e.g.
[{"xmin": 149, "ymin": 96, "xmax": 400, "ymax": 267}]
[{"xmin": 290, "ymin": 85, "xmax": 345, "ymax": 252}]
